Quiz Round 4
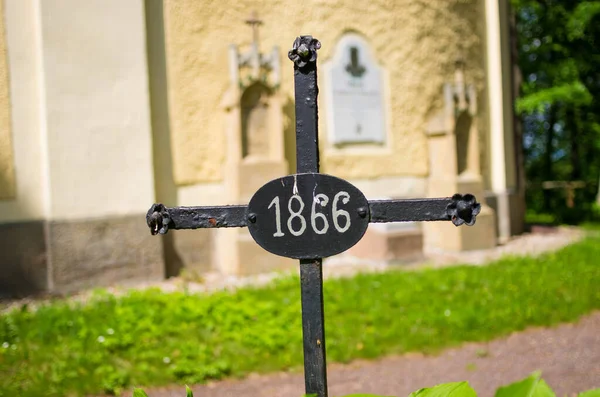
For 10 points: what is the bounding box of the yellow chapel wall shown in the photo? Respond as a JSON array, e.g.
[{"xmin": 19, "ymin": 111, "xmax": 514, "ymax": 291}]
[
  {"xmin": 0, "ymin": 0, "xmax": 15, "ymax": 200},
  {"xmin": 163, "ymin": 0, "xmax": 488, "ymax": 186}
]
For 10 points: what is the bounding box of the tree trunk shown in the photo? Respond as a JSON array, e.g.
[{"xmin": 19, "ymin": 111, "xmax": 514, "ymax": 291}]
[
  {"xmin": 543, "ymin": 105, "xmax": 556, "ymax": 211},
  {"xmin": 567, "ymin": 107, "xmax": 581, "ymax": 181},
  {"xmin": 596, "ymin": 174, "xmax": 600, "ymax": 205},
  {"xmin": 509, "ymin": 1, "xmax": 527, "ymax": 222}
]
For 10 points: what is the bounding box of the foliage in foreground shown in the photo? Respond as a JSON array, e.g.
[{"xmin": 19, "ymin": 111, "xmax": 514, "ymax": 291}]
[
  {"xmin": 1, "ymin": 235, "xmax": 600, "ymax": 396},
  {"xmin": 132, "ymin": 372, "xmax": 600, "ymax": 397}
]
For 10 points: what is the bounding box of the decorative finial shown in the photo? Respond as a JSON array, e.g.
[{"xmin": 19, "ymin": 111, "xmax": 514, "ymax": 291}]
[
  {"xmin": 454, "ymin": 51, "xmax": 465, "ymax": 71},
  {"xmin": 229, "ymin": 12, "xmax": 280, "ymax": 88},
  {"xmin": 446, "ymin": 194, "xmax": 481, "ymax": 226},
  {"xmin": 146, "ymin": 203, "xmax": 171, "ymax": 235},
  {"xmin": 245, "ymin": 11, "xmax": 263, "ymax": 46},
  {"xmin": 288, "ymin": 36, "xmax": 321, "ymax": 68},
  {"xmin": 245, "ymin": 11, "xmax": 263, "ymax": 27}
]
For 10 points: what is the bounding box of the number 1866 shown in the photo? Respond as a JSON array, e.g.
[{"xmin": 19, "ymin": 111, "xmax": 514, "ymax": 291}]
[{"xmin": 267, "ymin": 191, "xmax": 351, "ymax": 237}]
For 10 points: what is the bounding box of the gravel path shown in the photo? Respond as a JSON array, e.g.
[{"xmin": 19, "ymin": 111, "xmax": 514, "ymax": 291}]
[
  {"xmin": 123, "ymin": 226, "xmax": 586, "ymax": 296},
  {"xmin": 140, "ymin": 311, "xmax": 600, "ymax": 397}
]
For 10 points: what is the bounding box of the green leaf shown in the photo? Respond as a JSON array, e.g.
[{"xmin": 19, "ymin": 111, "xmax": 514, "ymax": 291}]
[
  {"xmin": 133, "ymin": 388, "xmax": 150, "ymax": 397},
  {"xmin": 408, "ymin": 381, "xmax": 476, "ymax": 397},
  {"xmin": 186, "ymin": 384, "xmax": 194, "ymax": 397},
  {"xmin": 579, "ymin": 389, "xmax": 600, "ymax": 397},
  {"xmin": 494, "ymin": 372, "xmax": 556, "ymax": 397},
  {"xmin": 515, "ymin": 81, "xmax": 592, "ymax": 114},
  {"xmin": 567, "ymin": 2, "xmax": 600, "ymax": 40}
]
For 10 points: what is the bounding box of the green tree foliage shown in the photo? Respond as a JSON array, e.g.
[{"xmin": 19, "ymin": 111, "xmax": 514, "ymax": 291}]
[{"xmin": 512, "ymin": 0, "xmax": 600, "ymax": 220}]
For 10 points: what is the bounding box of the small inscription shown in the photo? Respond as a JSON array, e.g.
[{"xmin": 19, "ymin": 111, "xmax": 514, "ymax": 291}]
[
  {"xmin": 325, "ymin": 33, "xmax": 387, "ymax": 145},
  {"xmin": 266, "ymin": 191, "xmax": 352, "ymax": 237},
  {"xmin": 247, "ymin": 173, "xmax": 370, "ymax": 259}
]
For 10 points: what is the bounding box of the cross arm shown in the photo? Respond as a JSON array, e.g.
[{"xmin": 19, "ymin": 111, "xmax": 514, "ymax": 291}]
[
  {"xmin": 368, "ymin": 194, "xmax": 481, "ymax": 226},
  {"xmin": 541, "ymin": 180, "xmax": 586, "ymax": 189},
  {"xmin": 146, "ymin": 203, "xmax": 248, "ymax": 235}
]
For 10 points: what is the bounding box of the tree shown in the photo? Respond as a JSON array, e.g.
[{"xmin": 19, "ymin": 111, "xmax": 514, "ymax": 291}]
[{"xmin": 511, "ymin": 0, "xmax": 600, "ymax": 218}]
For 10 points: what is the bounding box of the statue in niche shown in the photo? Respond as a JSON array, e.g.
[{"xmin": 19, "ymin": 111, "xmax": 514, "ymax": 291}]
[{"xmin": 241, "ymin": 83, "xmax": 271, "ymax": 159}]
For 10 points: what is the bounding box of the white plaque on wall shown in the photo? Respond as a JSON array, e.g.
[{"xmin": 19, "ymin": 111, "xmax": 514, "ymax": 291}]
[{"xmin": 325, "ymin": 33, "xmax": 387, "ymax": 145}]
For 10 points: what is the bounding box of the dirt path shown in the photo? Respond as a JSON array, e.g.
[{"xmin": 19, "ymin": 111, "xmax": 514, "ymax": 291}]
[{"xmin": 142, "ymin": 312, "xmax": 600, "ymax": 397}]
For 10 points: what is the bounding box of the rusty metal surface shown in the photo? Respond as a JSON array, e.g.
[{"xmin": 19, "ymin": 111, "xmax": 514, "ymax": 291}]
[
  {"xmin": 146, "ymin": 203, "xmax": 248, "ymax": 235},
  {"xmin": 289, "ymin": 35, "xmax": 329, "ymax": 397},
  {"xmin": 290, "ymin": 36, "xmax": 321, "ymax": 175},
  {"xmin": 369, "ymin": 194, "xmax": 481, "ymax": 227},
  {"xmin": 299, "ymin": 258, "xmax": 328, "ymax": 397}
]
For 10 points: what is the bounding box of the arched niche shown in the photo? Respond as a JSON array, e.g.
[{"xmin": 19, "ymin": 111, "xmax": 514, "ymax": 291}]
[
  {"xmin": 324, "ymin": 32, "xmax": 387, "ymax": 146},
  {"xmin": 455, "ymin": 111, "xmax": 472, "ymax": 176}
]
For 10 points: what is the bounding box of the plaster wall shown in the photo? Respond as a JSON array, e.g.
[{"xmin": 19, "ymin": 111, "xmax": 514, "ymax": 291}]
[
  {"xmin": 163, "ymin": 0, "xmax": 488, "ymax": 185},
  {"xmin": 0, "ymin": 0, "xmax": 16, "ymax": 200},
  {"xmin": 485, "ymin": 0, "xmax": 517, "ymax": 193},
  {"xmin": 484, "ymin": 0, "xmax": 523, "ymax": 240},
  {"xmin": 39, "ymin": 0, "xmax": 155, "ymax": 220},
  {"xmin": 0, "ymin": 0, "xmax": 46, "ymax": 222}
]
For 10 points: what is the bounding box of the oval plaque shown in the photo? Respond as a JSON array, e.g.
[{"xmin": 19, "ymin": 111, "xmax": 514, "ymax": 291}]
[{"xmin": 247, "ymin": 173, "xmax": 370, "ymax": 259}]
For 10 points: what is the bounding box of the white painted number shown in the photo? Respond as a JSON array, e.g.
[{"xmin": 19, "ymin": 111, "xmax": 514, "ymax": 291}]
[
  {"xmin": 268, "ymin": 196, "xmax": 285, "ymax": 237},
  {"xmin": 269, "ymin": 190, "xmax": 352, "ymax": 237},
  {"xmin": 287, "ymin": 195, "xmax": 307, "ymax": 236},
  {"xmin": 332, "ymin": 191, "xmax": 351, "ymax": 233},
  {"xmin": 311, "ymin": 194, "xmax": 330, "ymax": 234}
]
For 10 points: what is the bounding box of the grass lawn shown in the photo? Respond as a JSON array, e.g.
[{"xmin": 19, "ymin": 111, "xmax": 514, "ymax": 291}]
[{"xmin": 1, "ymin": 232, "xmax": 599, "ymax": 396}]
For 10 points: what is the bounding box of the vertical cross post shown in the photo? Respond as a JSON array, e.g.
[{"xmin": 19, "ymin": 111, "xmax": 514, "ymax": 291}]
[{"xmin": 289, "ymin": 36, "xmax": 328, "ymax": 397}]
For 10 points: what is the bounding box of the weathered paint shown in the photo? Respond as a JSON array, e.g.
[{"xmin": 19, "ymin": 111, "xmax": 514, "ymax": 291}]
[{"xmin": 163, "ymin": 0, "xmax": 487, "ymax": 184}]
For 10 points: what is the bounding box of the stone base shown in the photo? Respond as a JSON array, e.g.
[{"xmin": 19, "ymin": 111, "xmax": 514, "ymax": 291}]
[
  {"xmin": 485, "ymin": 189, "xmax": 526, "ymax": 237},
  {"xmin": 170, "ymin": 228, "xmax": 213, "ymax": 277},
  {"xmin": 238, "ymin": 160, "xmax": 288, "ymax": 203},
  {"xmin": 347, "ymin": 224, "xmax": 423, "ymax": 262},
  {"xmin": 236, "ymin": 229, "xmax": 296, "ymax": 275},
  {"xmin": 0, "ymin": 214, "xmax": 164, "ymax": 298},
  {"xmin": 423, "ymin": 205, "xmax": 496, "ymax": 253},
  {"xmin": 0, "ymin": 221, "xmax": 47, "ymax": 298}
]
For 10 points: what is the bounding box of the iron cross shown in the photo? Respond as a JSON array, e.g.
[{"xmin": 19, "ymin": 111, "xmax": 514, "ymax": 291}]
[{"xmin": 146, "ymin": 36, "xmax": 481, "ymax": 397}]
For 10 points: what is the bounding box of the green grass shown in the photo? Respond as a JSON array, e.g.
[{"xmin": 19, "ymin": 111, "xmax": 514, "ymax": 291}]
[
  {"xmin": 525, "ymin": 209, "xmax": 557, "ymax": 225},
  {"xmin": 1, "ymin": 234, "xmax": 600, "ymax": 396}
]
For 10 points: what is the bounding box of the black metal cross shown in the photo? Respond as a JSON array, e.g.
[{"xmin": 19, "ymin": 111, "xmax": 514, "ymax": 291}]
[{"xmin": 146, "ymin": 36, "xmax": 481, "ymax": 397}]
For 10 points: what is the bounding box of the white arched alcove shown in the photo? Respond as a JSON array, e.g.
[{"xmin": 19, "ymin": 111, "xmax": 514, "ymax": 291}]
[{"xmin": 323, "ymin": 33, "xmax": 387, "ymax": 146}]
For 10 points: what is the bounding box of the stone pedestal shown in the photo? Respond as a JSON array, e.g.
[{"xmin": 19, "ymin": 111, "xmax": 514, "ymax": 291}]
[
  {"xmin": 423, "ymin": 61, "xmax": 497, "ymax": 253},
  {"xmin": 211, "ymin": 27, "xmax": 295, "ymax": 276},
  {"xmin": 349, "ymin": 222, "xmax": 424, "ymax": 262}
]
